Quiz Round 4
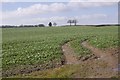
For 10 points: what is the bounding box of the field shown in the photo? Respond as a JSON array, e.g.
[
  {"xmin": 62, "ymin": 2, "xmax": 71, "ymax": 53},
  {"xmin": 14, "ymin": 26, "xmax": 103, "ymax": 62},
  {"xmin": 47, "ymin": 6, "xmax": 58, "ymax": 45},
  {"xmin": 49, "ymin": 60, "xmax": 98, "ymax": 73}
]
[{"xmin": 2, "ymin": 26, "xmax": 119, "ymax": 77}]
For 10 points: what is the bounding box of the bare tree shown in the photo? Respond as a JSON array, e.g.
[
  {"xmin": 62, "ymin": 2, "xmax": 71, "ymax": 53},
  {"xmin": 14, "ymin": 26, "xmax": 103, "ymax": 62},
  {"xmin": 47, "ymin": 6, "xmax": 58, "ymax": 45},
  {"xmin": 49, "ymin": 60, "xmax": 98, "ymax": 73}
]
[
  {"xmin": 53, "ymin": 22, "xmax": 57, "ymax": 26},
  {"xmin": 73, "ymin": 19, "xmax": 78, "ymax": 26},
  {"xmin": 67, "ymin": 19, "xmax": 78, "ymax": 26},
  {"xmin": 67, "ymin": 20, "xmax": 72, "ymax": 26}
]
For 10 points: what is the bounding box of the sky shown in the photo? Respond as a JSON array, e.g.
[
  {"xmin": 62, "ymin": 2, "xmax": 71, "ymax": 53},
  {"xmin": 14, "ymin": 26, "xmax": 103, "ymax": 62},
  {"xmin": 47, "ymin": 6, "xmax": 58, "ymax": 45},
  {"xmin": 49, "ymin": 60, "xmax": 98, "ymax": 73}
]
[{"xmin": 0, "ymin": 0, "xmax": 119, "ymax": 26}]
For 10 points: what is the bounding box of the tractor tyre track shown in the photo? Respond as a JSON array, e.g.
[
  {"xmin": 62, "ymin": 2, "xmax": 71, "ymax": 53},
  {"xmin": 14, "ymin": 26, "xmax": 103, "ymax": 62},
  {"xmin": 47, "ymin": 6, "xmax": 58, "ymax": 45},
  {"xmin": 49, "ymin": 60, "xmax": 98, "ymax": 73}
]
[{"xmin": 62, "ymin": 40, "xmax": 118, "ymax": 78}]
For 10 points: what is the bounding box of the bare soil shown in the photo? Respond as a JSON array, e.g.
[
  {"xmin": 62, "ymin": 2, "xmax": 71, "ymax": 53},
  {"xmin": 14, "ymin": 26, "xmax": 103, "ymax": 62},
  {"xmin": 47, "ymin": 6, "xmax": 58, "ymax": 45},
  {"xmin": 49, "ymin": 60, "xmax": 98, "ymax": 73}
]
[
  {"xmin": 82, "ymin": 41, "xmax": 118, "ymax": 69},
  {"xmin": 62, "ymin": 41, "xmax": 118, "ymax": 78},
  {"xmin": 62, "ymin": 42, "xmax": 79, "ymax": 64}
]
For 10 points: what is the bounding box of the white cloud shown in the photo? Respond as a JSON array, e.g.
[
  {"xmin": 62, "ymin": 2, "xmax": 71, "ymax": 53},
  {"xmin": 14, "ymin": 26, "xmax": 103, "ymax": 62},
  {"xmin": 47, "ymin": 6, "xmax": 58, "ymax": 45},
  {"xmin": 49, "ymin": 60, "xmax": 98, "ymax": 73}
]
[
  {"xmin": 80, "ymin": 14, "xmax": 107, "ymax": 19},
  {"xmin": 23, "ymin": 16, "xmax": 67, "ymax": 24},
  {"xmin": 1, "ymin": 0, "xmax": 15, "ymax": 2},
  {"xmin": 70, "ymin": 0, "xmax": 119, "ymax": 2},
  {"xmin": 2, "ymin": 13, "xmax": 108, "ymax": 25},
  {"xmin": 4, "ymin": 16, "xmax": 68, "ymax": 25},
  {"xmin": 0, "ymin": 0, "xmax": 69, "ymax": 3},
  {"xmin": 68, "ymin": 0, "xmax": 118, "ymax": 8},
  {"xmin": 50, "ymin": 3, "xmax": 68, "ymax": 12},
  {"xmin": 2, "ymin": 1, "xmax": 117, "ymax": 21},
  {"xmin": 1, "ymin": 0, "xmax": 119, "ymax": 2},
  {"xmin": 2, "ymin": 3, "xmax": 68, "ymax": 20}
]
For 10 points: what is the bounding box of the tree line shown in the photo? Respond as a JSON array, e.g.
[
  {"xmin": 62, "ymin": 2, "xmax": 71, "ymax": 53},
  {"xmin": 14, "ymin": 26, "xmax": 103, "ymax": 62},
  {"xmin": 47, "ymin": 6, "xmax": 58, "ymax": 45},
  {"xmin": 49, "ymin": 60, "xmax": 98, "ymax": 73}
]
[
  {"xmin": 1, "ymin": 19, "xmax": 78, "ymax": 28},
  {"xmin": 1, "ymin": 24, "xmax": 45, "ymax": 28}
]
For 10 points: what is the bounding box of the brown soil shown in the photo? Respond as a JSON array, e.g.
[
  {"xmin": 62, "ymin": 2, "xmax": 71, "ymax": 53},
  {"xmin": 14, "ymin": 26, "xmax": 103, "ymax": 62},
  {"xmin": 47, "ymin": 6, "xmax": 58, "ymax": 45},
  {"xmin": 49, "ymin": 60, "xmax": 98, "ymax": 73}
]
[
  {"xmin": 81, "ymin": 41, "xmax": 118, "ymax": 69},
  {"xmin": 62, "ymin": 41, "xmax": 118, "ymax": 78},
  {"xmin": 62, "ymin": 42, "xmax": 79, "ymax": 64}
]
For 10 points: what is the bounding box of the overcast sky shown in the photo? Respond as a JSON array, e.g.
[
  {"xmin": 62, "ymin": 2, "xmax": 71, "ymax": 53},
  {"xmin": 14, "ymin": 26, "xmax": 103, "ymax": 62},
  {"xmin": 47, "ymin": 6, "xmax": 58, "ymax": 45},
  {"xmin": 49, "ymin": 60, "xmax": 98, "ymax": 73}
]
[{"xmin": 0, "ymin": 0, "xmax": 119, "ymax": 26}]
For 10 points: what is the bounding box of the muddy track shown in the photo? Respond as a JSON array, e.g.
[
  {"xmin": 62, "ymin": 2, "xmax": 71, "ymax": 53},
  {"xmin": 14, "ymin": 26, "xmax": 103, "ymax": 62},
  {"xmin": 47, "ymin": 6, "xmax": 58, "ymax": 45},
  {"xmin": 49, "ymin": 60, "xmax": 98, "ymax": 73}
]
[
  {"xmin": 81, "ymin": 41, "xmax": 118, "ymax": 78},
  {"xmin": 62, "ymin": 42, "xmax": 79, "ymax": 64},
  {"xmin": 81, "ymin": 41, "xmax": 118, "ymax": 68},
  {"xmin": 62, "ymin": 40, "xmax": 118, "ymax": 78}
]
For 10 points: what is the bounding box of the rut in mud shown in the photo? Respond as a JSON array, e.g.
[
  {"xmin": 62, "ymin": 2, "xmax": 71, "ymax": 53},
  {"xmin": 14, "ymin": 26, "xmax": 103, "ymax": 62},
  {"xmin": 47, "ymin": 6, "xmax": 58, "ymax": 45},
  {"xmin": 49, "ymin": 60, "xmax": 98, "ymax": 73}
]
[
  {"xmin": 81, "ymin": 41, "xmax": 118, "ymax": 69},
  {"xmin": 62, "ymin": 40, "xmax": 118, "ymax": 78},
  {"xmin": 81, "ymin": 41, "xmax": 118, "ymax": 78},
  {"xmin": 62, "ymin": 42, "xmax": 79, "ymax": 64}
]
